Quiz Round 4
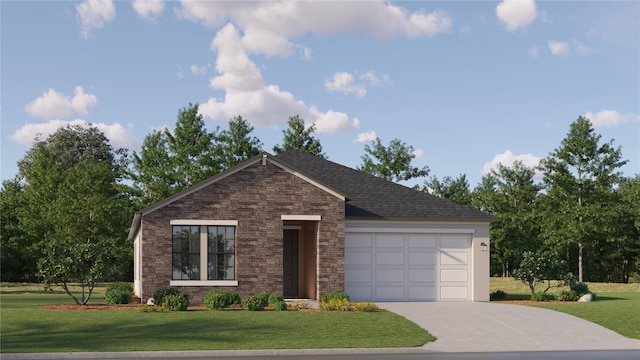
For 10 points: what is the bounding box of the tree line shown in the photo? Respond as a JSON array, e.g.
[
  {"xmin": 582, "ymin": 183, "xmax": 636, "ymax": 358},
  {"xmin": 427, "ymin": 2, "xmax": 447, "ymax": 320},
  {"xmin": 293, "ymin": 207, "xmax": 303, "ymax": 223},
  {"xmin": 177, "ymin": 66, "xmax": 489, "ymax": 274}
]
[{"xmin": 1, "ymin": 104, "xmax": 638, "ymax": 286}]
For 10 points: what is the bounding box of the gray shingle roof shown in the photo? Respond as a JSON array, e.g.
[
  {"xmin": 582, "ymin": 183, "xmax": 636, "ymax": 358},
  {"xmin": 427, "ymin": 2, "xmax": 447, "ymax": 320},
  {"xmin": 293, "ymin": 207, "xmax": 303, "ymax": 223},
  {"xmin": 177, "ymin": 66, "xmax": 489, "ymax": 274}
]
[{"xmin": 276, "ymin": 150, "xmax": 495, "ymax": 221}]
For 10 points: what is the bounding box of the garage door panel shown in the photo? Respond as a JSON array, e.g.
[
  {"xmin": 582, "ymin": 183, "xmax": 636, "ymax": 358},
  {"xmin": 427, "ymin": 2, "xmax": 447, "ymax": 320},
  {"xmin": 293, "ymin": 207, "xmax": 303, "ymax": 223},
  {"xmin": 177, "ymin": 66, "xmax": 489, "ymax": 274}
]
[
  {"xmin": 408, "ymin": 269, "xmax": 436, "ymax": 282},
  {"xmin": 409, "ymin": 286, "xmax": 435, "ymax": 301},
  {"xmin": 409, "ymin": 251, "xmax": 435, "ymax": 265},
  {"xmin": 347, "ymin": 234, "xmax": 373, "ymax": 248},
  {"xmin": 346, "ymin": 251, "xmax": 372, "ymax": 265},
  {"xmin": 376, "ymin": 234, "xmax": 404, "ymax": 247},
  {"xmin": 441, "ymin": 269, "xmax": 468, "ymax": 282},
  {"xmin": 346, "ymin": 269, "xmax": 372, "ymax": 282},
  {"xmin": 440, "ymin": 235, "xmax": 469, "ymax": 248},
  {"xmin": 408, "ymin": 235, "xmax": 437, "ymax": 248},
  {"xmin": 440, "ymin": 251, "xmax": 468, "ymax": 265},
  {"xmin": 375, "ymin": 286, "xmax": 405, "ymax": 300},
  {"xmin": 375, "ymin": 269, "xmax": 404, "ymax": 282},
  {"xmin": 348, "ymin": 286, "xmax": 373, "ymax": 301},
  {"xmin": 441, "ymin": 286, "xmax": 468, "ymax": 300},
  {"xmin": 375, "ymin": 252, "xmax": 405, "ymax": 265}
]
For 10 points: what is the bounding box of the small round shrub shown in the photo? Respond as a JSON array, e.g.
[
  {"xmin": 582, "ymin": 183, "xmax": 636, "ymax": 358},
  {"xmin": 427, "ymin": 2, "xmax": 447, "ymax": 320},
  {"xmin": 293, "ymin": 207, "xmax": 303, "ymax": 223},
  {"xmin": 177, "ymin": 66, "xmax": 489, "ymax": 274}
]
[
  {"xmin": 272, "ymin": 300, "xmax": 287, "ymax": 311},
  {"xmin": 268, "ymin": 293, "xmax": 284, "ymax": 306},
  {"xmin": 555, "ymin": 290, "xmax": 578, "ymax": 302},
  {"xmin": 108, "ymin": 282, "xmax": 133, "ymax": 295},
  {"xmin": 204, "ymin": 289, "xmax": 240, "ymax": 309},
  {"xmin": 320, "ymin": 298, "xmax": 353, "ymax": 311},
  {"xmin": 354, "ymin": 302, "xmax": 378, "ymax": 312},
  {"xmin": 571, "ymin": 282, "xmax": 590, "ymax": 297},
  {"xmin": 153, "ymin": 287, "xmax": 185, "ymax": 306},
  {"xmin": 242, "ymin": 294, "xmax": 268, "ymax": 311},
  {"xmin": 490, "ymin": 290, "xmax": 507, "ymax": 300},
  {"xmin": 105, "ymin": 288, "xmax": 132, "ymax": 305},
  {"xmin": 163, "ymin": 292, "xmax": 189, "ymax": 311},
  {"xmin": 321, "ymin": 292, "xmax": 350, "ymax": 303},
  {"xmin": 530, "ymin": 291, "xmax": 548, "ymax": 302}
]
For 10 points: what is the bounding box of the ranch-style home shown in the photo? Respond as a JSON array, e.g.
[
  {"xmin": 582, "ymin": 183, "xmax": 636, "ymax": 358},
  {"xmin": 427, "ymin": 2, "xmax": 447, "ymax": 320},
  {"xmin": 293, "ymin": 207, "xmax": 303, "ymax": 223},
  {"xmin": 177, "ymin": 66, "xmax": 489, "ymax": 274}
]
[{"xmin": 128, "ymin": 150, "xmax": 496, "ymax": 304}]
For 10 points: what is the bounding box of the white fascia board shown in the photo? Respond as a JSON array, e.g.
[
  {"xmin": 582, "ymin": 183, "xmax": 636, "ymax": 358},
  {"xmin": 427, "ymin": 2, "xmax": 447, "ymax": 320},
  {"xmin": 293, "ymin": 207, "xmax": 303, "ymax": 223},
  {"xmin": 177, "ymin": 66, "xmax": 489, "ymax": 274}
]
[
  {"xmin": 281, "ymin": 215, "xmax": 322, "ymax": 221},
  {"xmin": 170, "ymin": 220, "xmax": 239, "ymax": 226}
]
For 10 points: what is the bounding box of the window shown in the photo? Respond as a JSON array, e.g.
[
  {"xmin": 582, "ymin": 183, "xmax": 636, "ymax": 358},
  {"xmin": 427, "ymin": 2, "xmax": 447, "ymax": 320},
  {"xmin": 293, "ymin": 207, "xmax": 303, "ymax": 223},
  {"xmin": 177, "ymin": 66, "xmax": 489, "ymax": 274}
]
[{"xmin": 170, "ymin": 220, "xmax": 238, "ymax": 286}]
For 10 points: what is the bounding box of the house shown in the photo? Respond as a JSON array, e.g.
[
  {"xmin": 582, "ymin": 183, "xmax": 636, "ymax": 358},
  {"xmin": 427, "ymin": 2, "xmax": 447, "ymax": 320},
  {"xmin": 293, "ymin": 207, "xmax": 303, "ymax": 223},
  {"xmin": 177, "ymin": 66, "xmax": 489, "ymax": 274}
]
[{"xmin": 128, "ymin": 150, "xmax": 497, "ymax": 304}]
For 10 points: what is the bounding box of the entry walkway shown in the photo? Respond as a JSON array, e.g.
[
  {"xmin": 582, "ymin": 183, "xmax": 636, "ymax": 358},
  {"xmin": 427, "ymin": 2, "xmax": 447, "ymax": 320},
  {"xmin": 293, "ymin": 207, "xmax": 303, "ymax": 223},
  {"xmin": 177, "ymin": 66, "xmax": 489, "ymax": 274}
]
[{"xmin": 378, "ymin": 302, "xmax": 640, "ymax": 353}]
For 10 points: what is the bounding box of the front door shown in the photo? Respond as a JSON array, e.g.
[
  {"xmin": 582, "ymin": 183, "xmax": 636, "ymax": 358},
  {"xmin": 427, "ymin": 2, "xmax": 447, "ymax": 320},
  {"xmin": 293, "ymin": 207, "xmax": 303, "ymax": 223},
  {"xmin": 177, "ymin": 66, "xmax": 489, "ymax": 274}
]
[{"xmin": 283, "ymin": 229, "xmax": 299, "ymax": 297}]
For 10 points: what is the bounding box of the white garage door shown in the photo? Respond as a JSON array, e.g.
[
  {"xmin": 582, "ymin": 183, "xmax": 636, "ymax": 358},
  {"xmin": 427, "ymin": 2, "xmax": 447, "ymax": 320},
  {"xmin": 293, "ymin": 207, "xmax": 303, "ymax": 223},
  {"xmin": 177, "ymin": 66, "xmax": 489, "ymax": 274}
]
[{"xmin": 345, "ymin": 232, "xmax": 471, "ymax": 302}]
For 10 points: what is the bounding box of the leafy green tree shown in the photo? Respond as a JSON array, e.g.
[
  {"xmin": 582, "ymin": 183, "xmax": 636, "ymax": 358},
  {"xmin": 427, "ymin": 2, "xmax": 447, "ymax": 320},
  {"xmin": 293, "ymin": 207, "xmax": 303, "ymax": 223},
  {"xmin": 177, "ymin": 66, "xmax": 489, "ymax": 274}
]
[
  {"xmin": 358, "ymin": 137, "xmax": 429, "ymax": 183},
  {"xmin": 538, "ymin": 116, "xmax": 627, "ymax": 282},
  {"xmin": 37, "ymin": 242, "xmax": 111, "ymax": 304},
  {"xmin": 473, "ymin": 162, "xmax": 542, "ymax": 277},
  {"xmin": 130, "ymin": 104, "xmax": 221, "ymax": 205},
  {"xmin": 273, "ymin": 115, "xmax": 326, "ymax": 158},
  {"xmin": 0, "ymin": 179, "xmax": 37, "ymax": 281},
  {"xmin": 513, "ymin": 251, "xmax": 566, "ymax": 294},
  {"xmin": 216, "ymin": 116, "xmax": 263, "ymax": 170},
  {"xmin": 423, "ymin": 174, "xmax": 472, "ymax": 207}
]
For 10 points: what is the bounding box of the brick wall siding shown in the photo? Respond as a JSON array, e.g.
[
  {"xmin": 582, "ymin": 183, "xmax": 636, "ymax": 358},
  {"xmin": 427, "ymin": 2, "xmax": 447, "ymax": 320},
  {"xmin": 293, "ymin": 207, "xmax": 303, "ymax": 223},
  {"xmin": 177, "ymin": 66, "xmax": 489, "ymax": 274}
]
[{"xmin": 139, "ymin": 160, "xmax": 345, "ymax": 304}]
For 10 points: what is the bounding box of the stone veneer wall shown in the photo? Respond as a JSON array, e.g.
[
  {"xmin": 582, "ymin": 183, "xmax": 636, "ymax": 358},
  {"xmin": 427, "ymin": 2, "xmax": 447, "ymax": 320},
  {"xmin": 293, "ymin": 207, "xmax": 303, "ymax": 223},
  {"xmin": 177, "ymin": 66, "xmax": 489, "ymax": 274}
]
[{"xmin": 139, "ymin": 161, "xmax": 345, "ymax": 304}]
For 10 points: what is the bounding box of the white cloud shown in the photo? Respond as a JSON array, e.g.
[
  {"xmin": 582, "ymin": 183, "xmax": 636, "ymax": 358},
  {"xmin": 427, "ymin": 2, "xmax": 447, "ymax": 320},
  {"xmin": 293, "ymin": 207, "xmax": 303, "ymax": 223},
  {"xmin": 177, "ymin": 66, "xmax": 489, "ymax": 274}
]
[
  {"xmin": 572, "ymin": 39, "xmax": 596, "ymax": 56},
  {"xmin": 198, "ymin": 24, "xmax": 358, "ymax": 134},
  {"xmin": 413, "ymin": 149, "xmax": 424, "ymax": 158},
  {"xmin": 175, "ymin": 63, "xmax": 184, "ymax": 79},
  {"xmin": 482, "ymin": 150, "xmax": 541, "ymax": 175},
  {"xmin": 528, "ymin": 46, "xmax": 539, "ymax": 58},
  {"xmin": 325, "ymin": 72, "xmax": 367, "ymax": 97},
  {"xmin": 548, "ymin": 40, "xmax": 570, "ymax": 57},
  {"xmin": 131, "ymin": 0, "xmax": 164, "ymax": 22},
  {"xmin": 190, "ymin": 64, "xmax": 207, "ymax": 76},
  {"xmin": 175, "ymin": 1, "xmax": 452, "ymax": 58},
  {"xmin": 354, "ymin": 130, "xmax": 377, "ymax": 143},
  {"xmin": 496, "ymin": 0, "xmax": 537, "ymax": 32},
  {"xmin": 25, "ymin": 86, "xmax": 98, "ymax": 120},
  {"xmin": 585, "ymin": 110, "xmax": 640, "ymax": 128},
  {"xmin": 360, "ymin": 71, "xmax": 391, "ymax": 86},
  {"xmin": 10, "ymin": 119, "xmax": 140, "ymax": 151},
  {"xmin": 76, "ymin": 0, "xmax": 116, "ymax": 39}
]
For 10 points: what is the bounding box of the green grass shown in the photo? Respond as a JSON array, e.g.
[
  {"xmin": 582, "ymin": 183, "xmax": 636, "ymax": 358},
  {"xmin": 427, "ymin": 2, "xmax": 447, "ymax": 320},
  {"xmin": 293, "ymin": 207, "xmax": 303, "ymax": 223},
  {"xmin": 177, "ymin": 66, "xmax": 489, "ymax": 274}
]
[
  {"xmin": 0, "ymin": 283, "xmax": 434, "ymax": 353},
  {"xmin": 490, "ymin": 277, "xmax": 640, "ymax": 339}
]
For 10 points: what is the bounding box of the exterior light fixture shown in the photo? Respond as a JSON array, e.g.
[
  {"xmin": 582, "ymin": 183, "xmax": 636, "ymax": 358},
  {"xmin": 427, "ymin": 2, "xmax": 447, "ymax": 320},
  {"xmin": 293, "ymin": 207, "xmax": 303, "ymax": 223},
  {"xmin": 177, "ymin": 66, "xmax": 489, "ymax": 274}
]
[{"xmin": 480, "ymin": 242, "xmax": 488, "ymax": 252}]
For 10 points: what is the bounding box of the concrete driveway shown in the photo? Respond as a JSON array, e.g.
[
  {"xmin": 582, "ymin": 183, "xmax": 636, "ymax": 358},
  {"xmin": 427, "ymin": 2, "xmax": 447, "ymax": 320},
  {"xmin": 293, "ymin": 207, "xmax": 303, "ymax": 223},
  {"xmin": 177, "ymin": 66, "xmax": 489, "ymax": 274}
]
[{"xmin": 378, "ymin": 302, "xmax": 640, "ymax": 353}]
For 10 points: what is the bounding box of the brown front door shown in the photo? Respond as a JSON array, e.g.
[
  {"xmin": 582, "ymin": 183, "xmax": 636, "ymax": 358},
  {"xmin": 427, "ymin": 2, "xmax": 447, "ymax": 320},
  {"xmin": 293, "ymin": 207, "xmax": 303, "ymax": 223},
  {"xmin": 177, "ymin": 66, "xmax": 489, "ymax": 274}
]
[{"xmin": 283, "ymin": 229, "xmax": 299, "ymax": 297}]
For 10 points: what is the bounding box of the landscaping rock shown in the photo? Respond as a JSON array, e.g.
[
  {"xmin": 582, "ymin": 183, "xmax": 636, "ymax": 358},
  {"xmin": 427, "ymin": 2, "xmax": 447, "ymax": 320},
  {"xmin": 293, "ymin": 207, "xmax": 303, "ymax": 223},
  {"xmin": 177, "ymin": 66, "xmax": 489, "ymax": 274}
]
[
  {"xmin": 578, "ymin": 293, "xmax": 593, "ymax": 302},
  {"xmin": 146, "ymin": 297, "xmax": 155, "ymax": 305}
]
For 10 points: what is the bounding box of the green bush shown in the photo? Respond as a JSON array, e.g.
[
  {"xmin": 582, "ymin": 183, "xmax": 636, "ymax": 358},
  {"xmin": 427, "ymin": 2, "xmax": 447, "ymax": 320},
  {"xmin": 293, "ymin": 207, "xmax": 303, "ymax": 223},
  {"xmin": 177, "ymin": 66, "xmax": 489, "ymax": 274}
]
[
  {"xmin": 105, "ymin": 289, "xmax": 131, "ymax": 305},
  {"xmin": 153, "ymin": 287, "xmax": 185, "ymax": 306},
  {"xmin": 490, "ymin": 290, "xmax": 507, "ymax": 300},
  {"xmin": 354, "ymin": 302, "xmax": 378, "ymax": 312},
  {"xmin": 272, "ymin": 300, "xmax": 287, "ymax": 311},
  {"xmin": 555, "ymin": 290, "xmax": 578, "ymax": 302},
  {"xmin": 268, "ymin": 293, "xmax": 284, "ymax": 306},
  {"xmin": 571, "ymin": 282, "xmax": 590, "ymax": 297},
  {"xmin": 136, "ymin": 304, "xmax": 166, "ymax": 312},
  {"xmin": 530, "ymin": 291, "xmax": 548, "ymax": 302},
  {"xmin": 242, "ymin": 294, "xmax": 268, "ymax": 311},
  {"xmin": 163, "ymin": 293, "xmax": 189, "ymax": 311},
  {"xmin": 108, "ymin": 282, "xmax": 133, "ymax": 296},
  {"xmin": 288, "ymin": 300, "xmax": 311, "ymax": 310},
  {"xmin": 320, "ymin": 298, "xmax": 353, "ymax": 311},
  {"xmin": 321, "ymin": 292, "xmax": 350, "ymax": 303},
  {"xmin": 204, "ymin": 289, "xmax": 240, "ymax": 309}
]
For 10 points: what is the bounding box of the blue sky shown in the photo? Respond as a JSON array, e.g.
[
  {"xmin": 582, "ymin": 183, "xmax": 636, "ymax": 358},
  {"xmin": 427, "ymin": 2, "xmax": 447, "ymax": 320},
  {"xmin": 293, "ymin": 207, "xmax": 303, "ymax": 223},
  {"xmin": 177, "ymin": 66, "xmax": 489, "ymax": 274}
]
[{"xmin": 2, "ymin": 1, "xmax": 639, "ymax": 188}]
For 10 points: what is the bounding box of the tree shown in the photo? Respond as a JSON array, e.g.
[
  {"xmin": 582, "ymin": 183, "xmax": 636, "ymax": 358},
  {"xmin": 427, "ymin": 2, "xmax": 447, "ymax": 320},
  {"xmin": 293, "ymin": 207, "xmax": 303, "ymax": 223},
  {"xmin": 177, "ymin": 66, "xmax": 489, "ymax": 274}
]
[
  {"xmin": 513, "ymin": 251, "xmax": 566, "ymax": 294},
  {"xmin": 473, "ymin": 162, "xmax": 542, "ymax": 277},
  {"xmin": 273, "ymin": 115, "xmax": 326, "ymax": 158},
  {"xmin": 37, "ymin": 242, "xmax": 111, "ymax": 305},
  {"xmin": 216, "ymin": 116, "xmax": 263, "ymax": 170},
  {"xmin": 538, "ymin": 116, "xmax": 627, "ymax": 282},
  {"xmin": 0, "ymin": 179, "xmax": 37, "ymax": 281},
  {"xmin": 358, "ymin": 137, "xmax": 429, "ymax": 183},
  {"xmin": 423, "ymin": 174, "xmax": 472, "ymax": 207},
  {"xmin": 130, "ymin": 103, "xmax": 220, "ymax": 205}
]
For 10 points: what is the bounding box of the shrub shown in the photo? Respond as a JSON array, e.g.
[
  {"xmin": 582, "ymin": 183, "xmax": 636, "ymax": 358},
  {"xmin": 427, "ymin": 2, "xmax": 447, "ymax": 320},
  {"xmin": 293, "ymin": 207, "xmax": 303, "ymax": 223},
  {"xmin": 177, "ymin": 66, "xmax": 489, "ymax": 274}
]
[
  {"xmin": 288, "ymin": 300, "xmax": 311, "ymax": 310},
  {"xmin": 490, "ymin": 290, "xmax": 507, "ymax": 300},
  {"xmin": 320, "ymin": 298, "xmax": 353, "ymax": 311},
  {"xmin": 268, "ymin": 293, "xmax": 284, "ymax": 306},
  {"xmin": 108, "ymin": 281, "xmax": 133, "ymax": 296},
  {"xmin": 136, "ymin": 304, "xmax": 166, "ymax": 312},
  {"xmin": 530, "ymin": 291, "xmax": 548, "ymax": 302},
  {"xmin": 555, "ymin": 290, "xmax": 578, "ymax": 302},
  {"xmin": 354, "ymin": 302, "xmax": 378, "ymax": 312},
  {"xmin": 242, "ymin": 293, "xmax": 269, "ymax": 311},
  {"xmin": 105, "ymin": 288, "xmax": 131, "ymax": 305},
  {"xmin": 321, "ymin": 292, "xmax": 350, "ymax": 303},
  {"xmin": 163, "ymin": 293, "xmax": 189, "ymax": 311},
  {"xmin": 272, "ymin": 300, "xmax": 287, "ymax": 311},
  {"xmin": 153, "ymin": 287, "xmax": 185, "ymax": 306},
  {"xmin": 571, "ymin": 282, "xmax": 590, "ymax": 297},
  {"xmin": 204, "ymin": 289, "xmax": 240, "ymax": 310}
]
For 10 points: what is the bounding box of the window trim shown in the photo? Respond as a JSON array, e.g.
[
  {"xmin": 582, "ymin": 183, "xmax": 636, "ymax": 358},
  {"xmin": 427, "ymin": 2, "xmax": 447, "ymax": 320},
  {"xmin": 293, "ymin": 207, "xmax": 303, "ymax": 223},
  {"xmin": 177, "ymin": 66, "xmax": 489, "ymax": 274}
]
[{"xmin": 170, "ymin": 220, "xmax": 238, "ymax": 286}]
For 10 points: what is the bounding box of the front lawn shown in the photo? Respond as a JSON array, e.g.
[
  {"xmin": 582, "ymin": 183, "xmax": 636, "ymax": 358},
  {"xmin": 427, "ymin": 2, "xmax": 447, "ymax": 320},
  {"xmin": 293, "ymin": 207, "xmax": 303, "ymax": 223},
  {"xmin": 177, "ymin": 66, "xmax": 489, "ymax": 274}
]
[
  {"xmin": 490, "ymin": 277, "xmax": 640, "ymax": 339},
  {"xmin": 0, "ymin": 284, "xmax": 434, "ymax": 353}
]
